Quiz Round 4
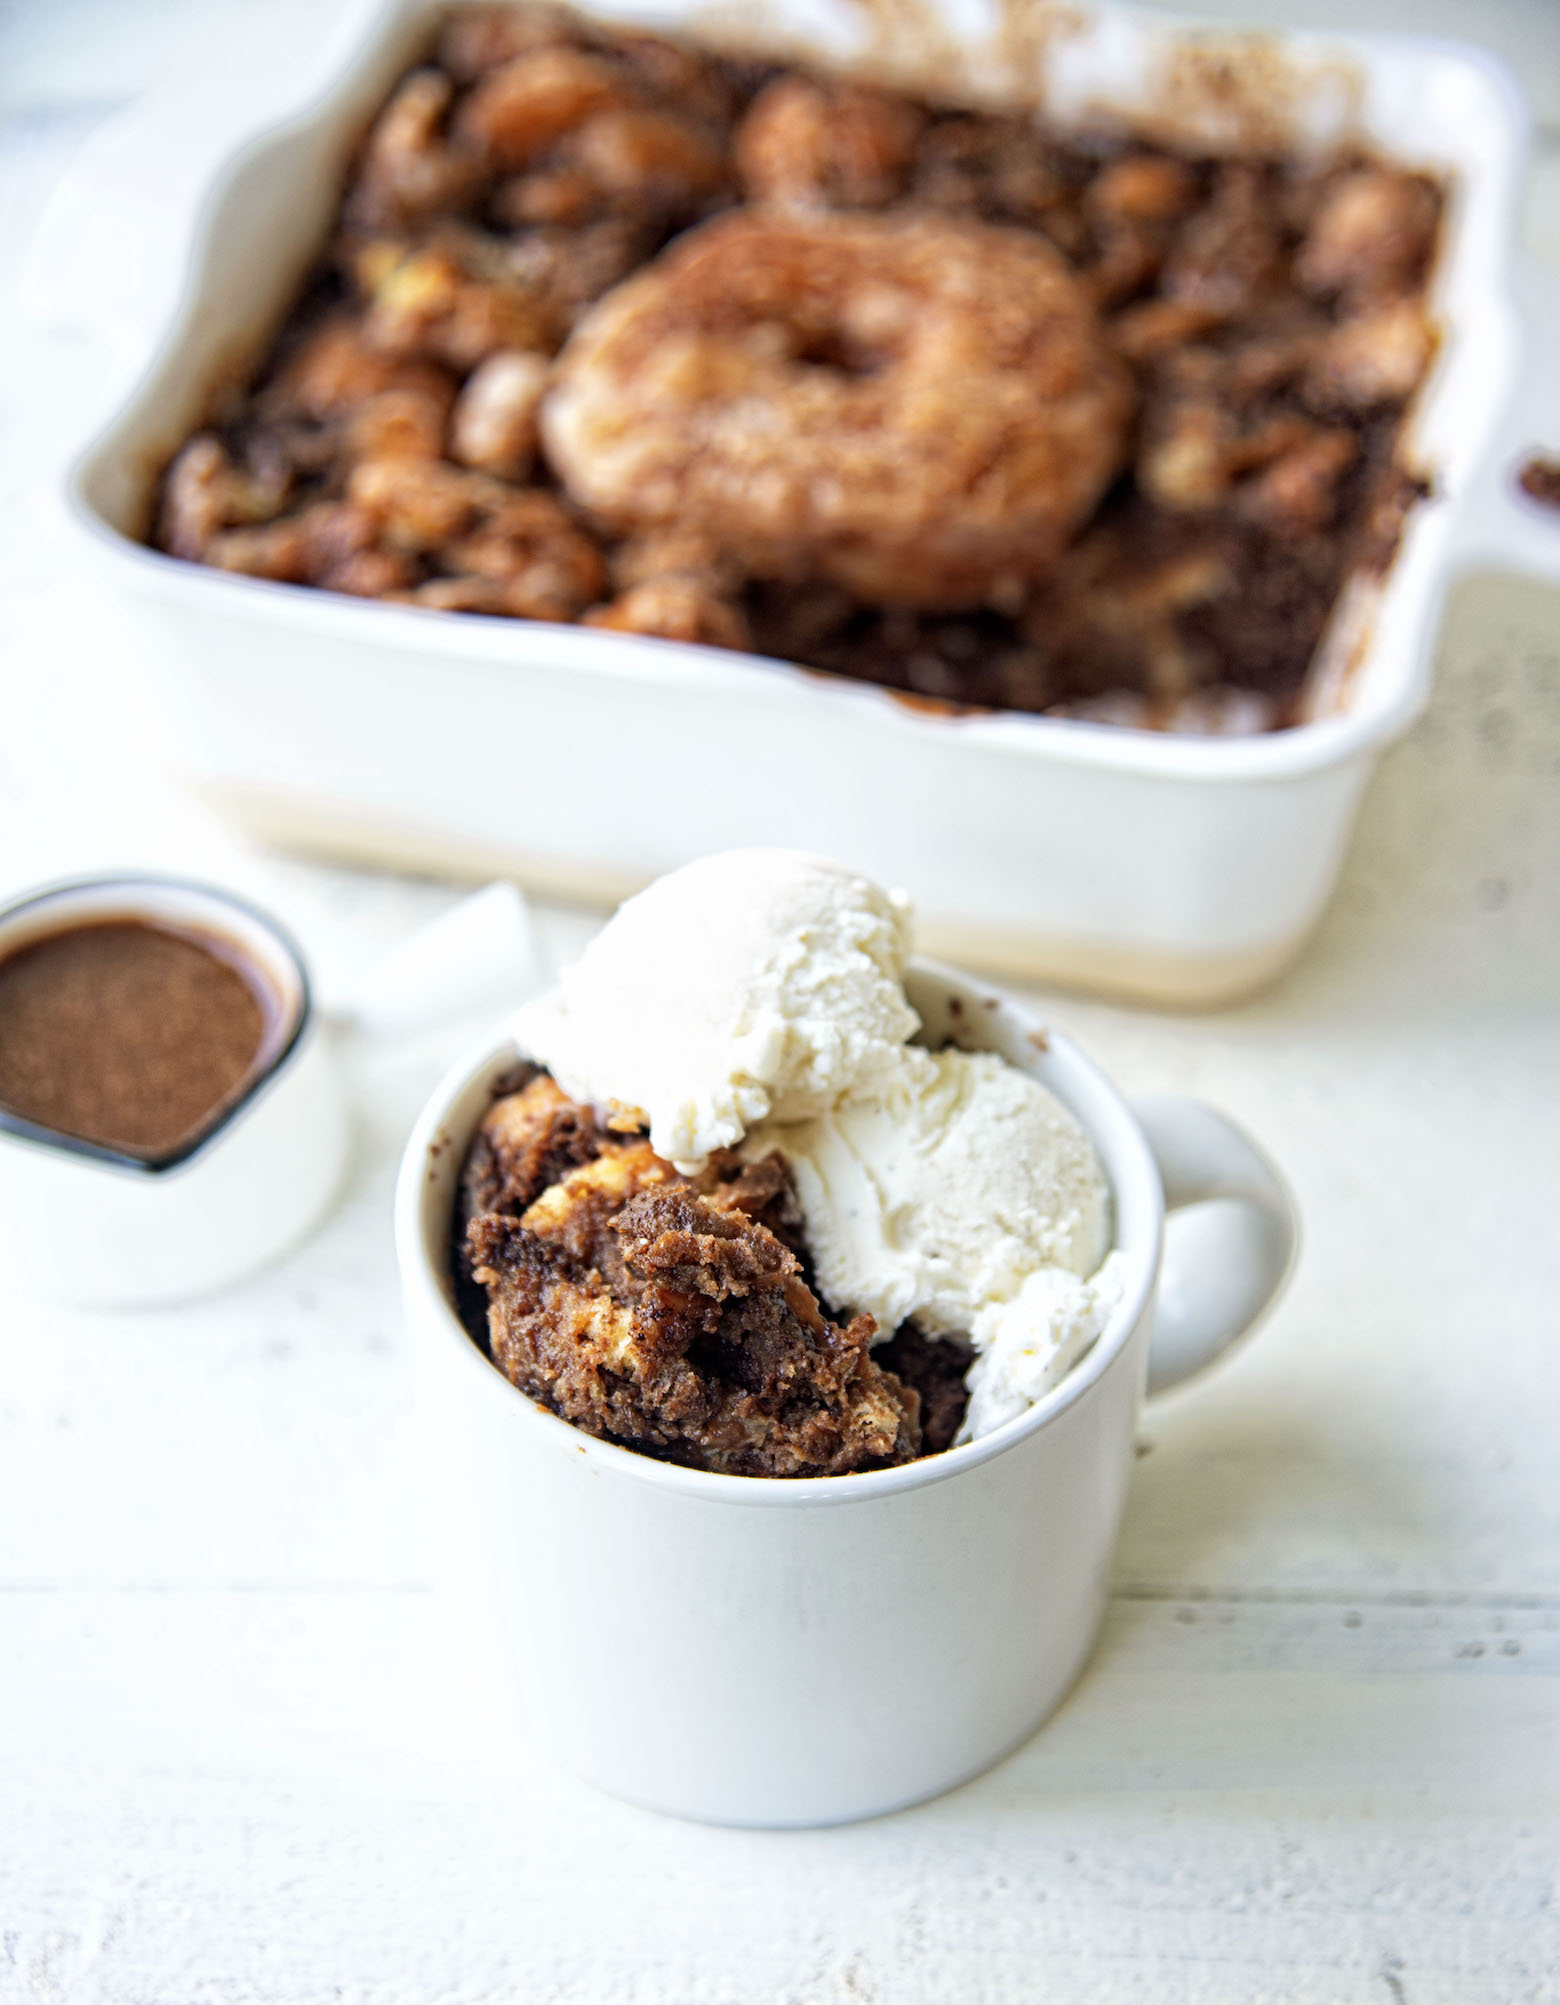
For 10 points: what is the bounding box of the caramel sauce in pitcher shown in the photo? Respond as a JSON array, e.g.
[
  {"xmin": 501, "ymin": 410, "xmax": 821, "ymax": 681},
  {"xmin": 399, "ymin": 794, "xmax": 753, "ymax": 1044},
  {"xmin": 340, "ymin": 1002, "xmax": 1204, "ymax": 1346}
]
[{"xmin": 0, "ymin": 919, "xmax": 275, "ymax": 1160}]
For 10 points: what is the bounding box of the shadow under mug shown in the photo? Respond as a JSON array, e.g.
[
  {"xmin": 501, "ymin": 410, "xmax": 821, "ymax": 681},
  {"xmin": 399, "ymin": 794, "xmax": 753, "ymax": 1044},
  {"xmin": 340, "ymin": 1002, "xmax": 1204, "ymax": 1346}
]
[{"xmin": 396, "ymin": 962, "xmax": 1297, "ymax": 1826}]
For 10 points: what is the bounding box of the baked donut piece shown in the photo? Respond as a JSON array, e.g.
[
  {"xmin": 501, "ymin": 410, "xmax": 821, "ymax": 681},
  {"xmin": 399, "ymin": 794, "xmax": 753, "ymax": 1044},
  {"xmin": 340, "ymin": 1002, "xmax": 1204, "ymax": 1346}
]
[{"xmin": 542, "ymin": 209, "xmax": 1135, "ymax": 607}]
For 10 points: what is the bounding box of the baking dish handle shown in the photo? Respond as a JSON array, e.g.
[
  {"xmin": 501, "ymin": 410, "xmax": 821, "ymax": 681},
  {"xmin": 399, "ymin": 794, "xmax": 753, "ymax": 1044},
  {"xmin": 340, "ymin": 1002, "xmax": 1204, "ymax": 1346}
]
[
  {"xmin": 1132, "ymin": 1094, "xmax": 1299, "ymax": 1399},
  {"xmin": 1450, "ymin": 252, "xmax": 1560, "ymax": 587}
]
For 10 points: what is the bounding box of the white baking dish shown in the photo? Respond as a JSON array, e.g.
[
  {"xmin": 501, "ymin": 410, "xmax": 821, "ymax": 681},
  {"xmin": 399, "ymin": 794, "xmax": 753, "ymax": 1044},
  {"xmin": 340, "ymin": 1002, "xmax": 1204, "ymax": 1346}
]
[{"xmin": 61, "ymin": 0, "xmax": 1560, "ymax": 1003}]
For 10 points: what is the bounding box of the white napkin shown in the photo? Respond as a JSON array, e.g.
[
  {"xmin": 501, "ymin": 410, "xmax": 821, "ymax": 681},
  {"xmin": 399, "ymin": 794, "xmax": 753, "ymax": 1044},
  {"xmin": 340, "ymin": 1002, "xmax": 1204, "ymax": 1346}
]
[{"xmin": 336, "ymin": 882, "xmax": 545, "ymax": 1037}]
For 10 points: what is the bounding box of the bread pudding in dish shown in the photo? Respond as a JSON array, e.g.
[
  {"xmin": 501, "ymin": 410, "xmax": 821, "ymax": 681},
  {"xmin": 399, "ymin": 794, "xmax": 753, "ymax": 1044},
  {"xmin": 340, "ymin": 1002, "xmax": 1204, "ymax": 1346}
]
[{"xmin": 151, "ymin": 3, "xmax": 1442, "ymax": 731}]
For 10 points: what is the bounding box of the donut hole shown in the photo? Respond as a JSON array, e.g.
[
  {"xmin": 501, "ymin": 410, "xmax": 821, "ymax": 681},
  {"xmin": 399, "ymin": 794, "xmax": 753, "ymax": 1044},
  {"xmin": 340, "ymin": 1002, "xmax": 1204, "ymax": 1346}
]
[{"xmin": 786, "ymin": 321, "xmax": 884, "ymax": 379}]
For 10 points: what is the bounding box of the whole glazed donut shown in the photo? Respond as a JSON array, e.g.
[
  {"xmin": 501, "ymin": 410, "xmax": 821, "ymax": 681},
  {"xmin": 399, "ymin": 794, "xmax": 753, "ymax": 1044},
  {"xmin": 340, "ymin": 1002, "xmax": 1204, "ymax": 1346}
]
[{"xmin": 541, "ymin": 210, "xmax": 1136, "ymax": 607}]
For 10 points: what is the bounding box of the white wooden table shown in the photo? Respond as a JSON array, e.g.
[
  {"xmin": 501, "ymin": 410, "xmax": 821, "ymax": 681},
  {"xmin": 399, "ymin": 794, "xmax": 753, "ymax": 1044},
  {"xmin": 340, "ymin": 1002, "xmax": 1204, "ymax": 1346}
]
[{"xmin": 2, "ymin": 4, "xmax": 1559, "ymax": 1997}]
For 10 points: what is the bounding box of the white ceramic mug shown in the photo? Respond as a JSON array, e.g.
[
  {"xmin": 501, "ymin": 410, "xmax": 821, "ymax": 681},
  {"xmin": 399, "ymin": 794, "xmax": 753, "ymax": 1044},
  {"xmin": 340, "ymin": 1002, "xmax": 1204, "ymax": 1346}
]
[
  {"xmin": 395, "ymin": 964, "xmax": 1297, "ymax": 1827},
  {"xmin": 0, "ymin": 876, "xmax": 349, "ymax": 1306}
]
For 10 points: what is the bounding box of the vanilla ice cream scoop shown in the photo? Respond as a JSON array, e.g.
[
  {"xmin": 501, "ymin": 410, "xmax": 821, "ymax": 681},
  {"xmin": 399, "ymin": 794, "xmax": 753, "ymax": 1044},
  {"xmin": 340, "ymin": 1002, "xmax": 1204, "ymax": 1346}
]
[
  {"xmin": 752, "ymin": 1046, "xmax": 1111, "ymax": 1341},
  {"xmin": 956, "ymin": 1253, "xmax": 1127, "ymax": 1443},
  {"xmin": 513, "ymin": 850, "xmax": 917, "ymax": 1171},
  {"xmin": 516, "ymin": 850, "xmax": 1122, "ymax": 1443}
]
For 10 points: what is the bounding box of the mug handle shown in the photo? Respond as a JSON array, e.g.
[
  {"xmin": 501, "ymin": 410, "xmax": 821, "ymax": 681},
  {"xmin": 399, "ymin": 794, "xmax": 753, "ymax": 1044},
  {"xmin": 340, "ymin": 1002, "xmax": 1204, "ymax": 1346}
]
[{"xmin": 1131, "ymin": 1093, "xmax": 1299, "ymax": 1399}]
